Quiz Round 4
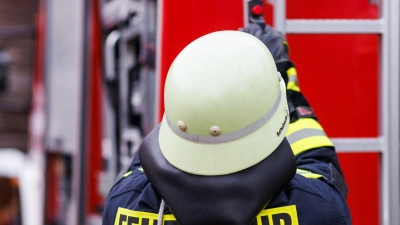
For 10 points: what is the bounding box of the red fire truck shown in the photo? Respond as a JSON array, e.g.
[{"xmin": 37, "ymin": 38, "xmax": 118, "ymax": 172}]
[{"xmin": 24, "ymin": 0, "xmax": 400, "ymax": 224}]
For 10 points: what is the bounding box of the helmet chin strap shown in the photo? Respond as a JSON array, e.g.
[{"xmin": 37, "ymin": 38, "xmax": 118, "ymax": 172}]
[{"xmin": 157, "ymin": 199, "xmax": 165, "ymax": 225}]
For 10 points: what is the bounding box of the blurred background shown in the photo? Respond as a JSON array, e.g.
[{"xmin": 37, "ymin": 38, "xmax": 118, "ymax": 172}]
[{"xmin": 0, "ymin": 0, "xmax": 399, "ymax": 225}]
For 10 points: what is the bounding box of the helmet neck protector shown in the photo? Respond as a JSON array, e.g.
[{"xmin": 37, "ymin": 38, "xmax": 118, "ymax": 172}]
[{"xmin": 140, "ymin": 125, "xmax": 296, "ymax": 225}]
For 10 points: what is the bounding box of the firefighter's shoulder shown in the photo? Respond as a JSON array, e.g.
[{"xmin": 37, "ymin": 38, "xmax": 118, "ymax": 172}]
[
  {"xmin": 107, "ymin": 166, "xmax": 153, "ymax": 200},
  {"xmin": 267, "ymin": 172, "xmax": 351, "ymax": 225},
  {"xmin": 103, "ymin": 167, "xmax": 162, "ymax": 225}
]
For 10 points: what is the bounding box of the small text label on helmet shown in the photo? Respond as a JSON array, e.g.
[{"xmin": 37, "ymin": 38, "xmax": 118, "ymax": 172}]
[{"xmin": 276, "ymin": 110, "xmax": 288, "ymax": 137}]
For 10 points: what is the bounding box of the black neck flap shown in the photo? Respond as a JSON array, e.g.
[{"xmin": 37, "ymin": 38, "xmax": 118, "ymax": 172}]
[{"xmin": 140, "ymin": 125, "xmax": 296, "ymax": 225}]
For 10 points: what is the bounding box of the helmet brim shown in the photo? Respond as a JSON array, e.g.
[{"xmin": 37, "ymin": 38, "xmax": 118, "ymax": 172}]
[{"xmin": 159, "ymin": 79, "xmax": 290, "ymax": 176}]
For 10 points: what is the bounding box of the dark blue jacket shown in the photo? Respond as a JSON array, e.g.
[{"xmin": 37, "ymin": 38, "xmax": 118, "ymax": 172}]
[{"xmin": 103, "ymin": 144, "xmax": 351, "ymax": 225}]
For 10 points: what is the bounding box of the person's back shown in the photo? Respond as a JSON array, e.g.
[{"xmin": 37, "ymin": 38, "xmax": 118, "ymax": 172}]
[{"xmin": 103, "ymin": 28, "xmax": 351, "ymax": 225}]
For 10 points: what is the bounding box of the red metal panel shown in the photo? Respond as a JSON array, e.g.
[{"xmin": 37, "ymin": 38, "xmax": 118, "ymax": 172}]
[
  {"xmin": 287, "ymin": 0, "xmax": 379, "ymax": 19},
  {"xmin": 158, "ymin": 0, "xmax": 244, "ymax": 121},
  {"xmin": 262, "ymin": 1, "xmax": 274, "ymax": 26},
  {"xmin": 86, "ymin": 0, "xmax": 104, "ymax": 215},
  {"xmin": 286, "ymin": 34, "xmax": 379, "ymax": 138},
  {"xmin": 338, "ymin": 153, "xmax": 380, "ymax": 225},
  {"xmin": 44, "ymin": 155, "xmax": 59, "ymax": 223}
]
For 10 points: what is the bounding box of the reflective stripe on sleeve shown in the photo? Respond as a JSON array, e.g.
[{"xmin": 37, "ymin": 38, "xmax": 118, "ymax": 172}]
[
  {"xmin": 287, "ymin": 118, "xmax": 333, "ymax": 155},
  {"xmin": 296, "ymin": 169, "xmax": 324, "ymax": 179},
  {"xmin": 123, "ymin": 171, "xmax": 133, "ymax": 177},
  {"xmin": 286, "ymin": 67, "xmax": 300, "ymax": 92},
  {"xmin": 287, "ymin": 128, "xmax": 327, "ymax": 144}
]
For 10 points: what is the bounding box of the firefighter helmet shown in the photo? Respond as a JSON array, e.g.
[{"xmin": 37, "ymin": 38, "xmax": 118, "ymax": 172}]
[{"xmin": 159, "ymin": 30, "xmax": 289, "ymax": 176}]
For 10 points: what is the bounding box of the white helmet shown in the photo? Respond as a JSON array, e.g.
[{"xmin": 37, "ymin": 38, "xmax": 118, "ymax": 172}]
[{"xmin": 159, "ymin": 30, "xmax": 289, "ymax": 176}]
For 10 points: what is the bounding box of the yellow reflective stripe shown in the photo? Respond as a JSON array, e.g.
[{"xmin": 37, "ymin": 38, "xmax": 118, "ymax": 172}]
[
  {"xmin": 138, "ymin": 167, "xmax": 144, "ymax": 172},
  {"xmin": 114, "ymin": 207, "xmax": 176, "ymax": 225},
  {"xmin": 287, "ymin": 67, "xmax": 297, "ymax": 77},
  {"xmin": 287, "ymin": 83, "xmax": 300, "ymax": 92},
  {"xmin": 286, "ymin": 67, "xmax": 300, "ymax": 92},
  {"xmin": 287, "ymin": 82, "xmax": 300, "ymax": 92},
  {"xmin": 255, "ymin": 205, "xmax": 299, "ymax": 225},
  {"xmin": 287, "ymin": 118, "xmax": 323, "ymax": 136},
  {"xmin": 290, "ymin": 135, "xmax": 333, "ymax": 155},
  {"xmin": 287, "ymin": 118, "xmax": 333, "ymax": 155},
  {"xmin": 123, "ymin": 171, "xmax": 133, "ymax": 177},
  {"xmin": 282, "ymin": 40, "xmax": 290, "ymax": 55},
  {"xmin": 296, "ymin": 169, "xmax": 324, "ymax": 179}
]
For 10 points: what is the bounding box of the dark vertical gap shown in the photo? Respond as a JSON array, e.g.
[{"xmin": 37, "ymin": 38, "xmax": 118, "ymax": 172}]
[
  {"xmin": 78, "ymin": 0, "xmax": 90, "ymax": 223},
  {"xmin": 114, "ymin": 41, "xmax": 121, "ymax": 173}
]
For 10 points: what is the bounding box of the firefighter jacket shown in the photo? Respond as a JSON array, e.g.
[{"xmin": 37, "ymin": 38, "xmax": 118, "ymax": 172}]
[{"xmin": 102, "ymin": 63, "xmax": 351, "ymax": 225}]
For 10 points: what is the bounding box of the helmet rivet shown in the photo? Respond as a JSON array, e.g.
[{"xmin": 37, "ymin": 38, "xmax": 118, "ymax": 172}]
[
  {"xmin": 177, "ymin": 121, "xmax": 186, "ymax": 131},
  {"xmin": 210, "ymin": 126, "xmax": 221, "ymax": 136},
  {"xmin": 277, "ymin": 72, "xmax": 282, "ymax": 82}
]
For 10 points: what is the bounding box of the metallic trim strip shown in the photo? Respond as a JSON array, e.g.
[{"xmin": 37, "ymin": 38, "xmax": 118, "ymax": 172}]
[
  {"xmin": 381, "ymin": 0, "xmax": 400, "ymax": 224},
  {"xmin": 105, "ymin": 30, "xmax": 120, "ymax": 81},
  {"xmin": 331, "ymin": 138, "xmax": 382, "ymax": 152},
  {"xmin": 286, "ymin": 19, "xmax": 383, "ymax": 34},
  {"xmin": 154, "ymin": 0, "xmax": 163, "ymax": 124},
  {"xmin": 274, "ymin": 0, "xmax": 286, "ymax": 33},
  {"xmin": 243, "ymin": 0, "xmax": 249, "ymax": 27}
]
